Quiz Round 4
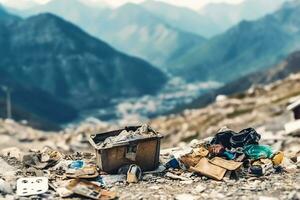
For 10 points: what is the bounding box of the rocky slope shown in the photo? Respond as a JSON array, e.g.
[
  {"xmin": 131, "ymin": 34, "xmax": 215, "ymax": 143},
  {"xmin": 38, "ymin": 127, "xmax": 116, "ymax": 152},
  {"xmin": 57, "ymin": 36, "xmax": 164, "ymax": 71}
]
[
  {"xmin": 1, "ymin": 71, "xmax": 300, "ymax": 151},
  {"xmin": 150, "ymin": 72, "xmax": 300, "ymax": 147},
  {"xmin": 171, "ymin": 50, "xmax": 300, "ymax": 113}
]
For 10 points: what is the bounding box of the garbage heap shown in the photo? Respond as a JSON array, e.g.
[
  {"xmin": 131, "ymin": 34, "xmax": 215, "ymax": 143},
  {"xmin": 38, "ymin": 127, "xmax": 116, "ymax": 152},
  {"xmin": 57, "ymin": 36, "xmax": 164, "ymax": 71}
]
[
  {"xmin": 0, "ymin": 125, "xmax": 298, "ymax": 199},
  {"xmin": 167, "ymin": 127, "xmax": 286, "ymax": 181}
]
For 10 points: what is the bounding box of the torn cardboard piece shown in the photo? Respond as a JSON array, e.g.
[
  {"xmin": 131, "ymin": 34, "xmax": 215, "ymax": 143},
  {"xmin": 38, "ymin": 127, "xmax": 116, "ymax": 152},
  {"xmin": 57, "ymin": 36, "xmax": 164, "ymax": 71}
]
[
  {"xmin": 66, "ymin": 165, "xmax": 99, "ymax": 179},
  {"xmin": 210, "ymin": 157, "xmax": 243, "ymax": 170},
  {"xmin": 190, "ymin": 157, "xmax": 227, "ymax": 181},
  {"xmin": 67, "ymin": 179, "xmax": 116, "ymax": 200}
]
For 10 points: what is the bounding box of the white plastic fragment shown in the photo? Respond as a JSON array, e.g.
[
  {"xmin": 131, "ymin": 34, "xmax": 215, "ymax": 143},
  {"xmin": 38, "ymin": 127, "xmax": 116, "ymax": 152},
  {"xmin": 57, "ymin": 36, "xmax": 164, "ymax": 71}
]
[{"xmin": 17, "ymin": 177, "xmax": 48, "ymax": 196}]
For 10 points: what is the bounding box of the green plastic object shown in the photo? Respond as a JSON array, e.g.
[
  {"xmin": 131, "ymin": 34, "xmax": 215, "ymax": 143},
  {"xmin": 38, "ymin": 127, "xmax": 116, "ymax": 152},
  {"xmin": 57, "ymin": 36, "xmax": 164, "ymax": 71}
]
[{"xmin": 243, "ymin": 145, "xmax": 274, "ymax": 160}]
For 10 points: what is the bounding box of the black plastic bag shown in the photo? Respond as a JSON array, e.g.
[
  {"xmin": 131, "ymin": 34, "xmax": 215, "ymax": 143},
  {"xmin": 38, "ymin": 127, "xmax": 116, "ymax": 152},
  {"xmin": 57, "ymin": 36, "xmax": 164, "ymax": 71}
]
[
  {"xmin": 230, "ymin": 128, "xmax": 261, "ymax": 148},
  {"xmin": 211, "ymin": 128, "xmax": 261, "ymax": 149}
]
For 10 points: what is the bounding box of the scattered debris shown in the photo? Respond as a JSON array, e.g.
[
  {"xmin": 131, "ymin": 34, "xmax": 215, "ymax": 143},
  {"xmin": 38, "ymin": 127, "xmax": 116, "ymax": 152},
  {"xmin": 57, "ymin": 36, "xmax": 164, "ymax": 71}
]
[
  {"xmin": 66, "ymin": 165, "xmax": 99, "ymax": 179},
  {"xmin": 69, "ymin": 160, "xmax": 85, "ymax": 169},
  {"xmin": 126, "ymin": 164, "xmax": 142, "ymax": 183},
  {"xmin": 67, "ymin": 179, "xmax": 116, "ymax": 200},
  {"xmin": 0, "ymin": 124, "xmax": 299, "ymax": 199},
  {"xmin": 22, "ymin": 147, "xmax": 62, "ymax": 169}
]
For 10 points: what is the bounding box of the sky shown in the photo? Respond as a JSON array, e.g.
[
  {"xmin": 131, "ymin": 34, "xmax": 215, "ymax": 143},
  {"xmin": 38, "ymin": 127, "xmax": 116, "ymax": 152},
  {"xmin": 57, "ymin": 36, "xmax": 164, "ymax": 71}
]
[
  {"xmin": 0, "ymin": 0, "xmax": 244, "ymax": 10},
  {"xmin": 98, "ymin": 0, "xmax": 244, "ymax": 9}
]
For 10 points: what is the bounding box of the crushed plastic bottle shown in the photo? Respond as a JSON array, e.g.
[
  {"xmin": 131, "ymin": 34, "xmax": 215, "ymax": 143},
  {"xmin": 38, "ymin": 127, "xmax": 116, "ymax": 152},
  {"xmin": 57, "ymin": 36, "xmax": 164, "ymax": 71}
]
[
  {"xmin": 243, "ymin": 145, "xmax": 274, "ymax": 160},
  {"xmin": 69, "ymin": 160, "xmax": 85, "ymax": 170}
]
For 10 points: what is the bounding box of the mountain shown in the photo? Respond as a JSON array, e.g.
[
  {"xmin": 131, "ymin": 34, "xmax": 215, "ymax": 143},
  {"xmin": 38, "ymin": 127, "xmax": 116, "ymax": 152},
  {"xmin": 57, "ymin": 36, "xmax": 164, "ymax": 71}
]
[
  {"xmin": 95, "ymin": 3, "xmax": 206, "ymax": 68},
  {"xmin": 0, "ymin": 70, "xmax": 79, "ymax": 130},
  {"xmin": 0, "ymin": 4, "xmax": 19, "ymax": 22},
  {"xmin": 171, "ymin": 1, "xmax": 300, "ymax": 83},
  {"xmin": 0, "ymin": 7, "xmax": 78, "ymax": 130},
  {"xmin": 172, "ymin": 50, "xmax": 300, "ymax": 113},
  {"xmin": 199, "ymin": 0, "xmax": 290, "ymax": 34},
  {"xmin": 0, "ymin": 11, "xmax": 167, "ymax": 115},
  {"xmin": 140, "ymin": 0, "xmax": 220, "ymax": 38},
  {"xmin": 17, "ymin": 0, "xmax": 206, "ymax": 68}
]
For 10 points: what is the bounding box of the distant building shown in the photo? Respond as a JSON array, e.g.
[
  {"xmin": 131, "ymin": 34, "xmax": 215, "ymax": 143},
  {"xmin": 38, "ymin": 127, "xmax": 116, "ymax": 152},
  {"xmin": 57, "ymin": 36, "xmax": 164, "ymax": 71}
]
[
  {"xmin": 287, "ymin": 99, "xmax": 300, "ymax": 120},
  {"xmin": 285, "ymin": 98, "xmax": 300, "ymax": 134}
]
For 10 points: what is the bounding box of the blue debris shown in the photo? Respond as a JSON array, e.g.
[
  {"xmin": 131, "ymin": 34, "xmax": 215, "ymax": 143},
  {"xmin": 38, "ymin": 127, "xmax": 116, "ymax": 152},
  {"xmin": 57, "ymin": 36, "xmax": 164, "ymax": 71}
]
[{"xmin": 69, "ymin": 160, "xmax": 85, "ymax": 169}]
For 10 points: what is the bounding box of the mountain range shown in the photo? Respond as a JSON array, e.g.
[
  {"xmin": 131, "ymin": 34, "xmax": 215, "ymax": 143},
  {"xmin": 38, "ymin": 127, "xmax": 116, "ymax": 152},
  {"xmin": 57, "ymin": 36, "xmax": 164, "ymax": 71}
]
[
  {"xmin": 199, "ymin": 0, "xmax": 290, "ymax": 35},
  {"xmin": 140, "ymin": 0, "xmax": 221, "ymax": 38},
  {"xmin": 15, "ymin": 0, "xmax": 205, "ymax": 68},
  {"xmin": 0, "ymin": 7, "xmax": 167, "ymax": 128},
  {"xmin": 172, "ymin": 49, "xmax": 300, "ymax": 113},
  {"xmin": 12, "ymin": 0, "xmax": 293, "ymax": 71},
  {"xmin": 170, "ymin": 0, "xmax": 300, "ymax": 83}
]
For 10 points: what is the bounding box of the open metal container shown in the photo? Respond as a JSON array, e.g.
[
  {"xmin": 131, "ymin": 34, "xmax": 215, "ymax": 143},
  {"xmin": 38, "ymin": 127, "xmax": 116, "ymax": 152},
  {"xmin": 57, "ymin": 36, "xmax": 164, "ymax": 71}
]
[{"xmin": 88, "ymin": 126, "xmax": 163, "ymax": 173}]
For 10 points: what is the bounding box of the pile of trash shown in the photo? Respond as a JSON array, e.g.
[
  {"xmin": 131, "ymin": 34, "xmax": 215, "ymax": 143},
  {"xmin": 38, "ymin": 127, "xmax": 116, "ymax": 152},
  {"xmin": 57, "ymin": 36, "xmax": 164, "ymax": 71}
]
[
  {"xmin": 165, "ymin": 127, "xmax": 287, "ymax": 181},
  {"xmin": 0, "ymin": 125, "xmax": 298, "ymax": 199}
]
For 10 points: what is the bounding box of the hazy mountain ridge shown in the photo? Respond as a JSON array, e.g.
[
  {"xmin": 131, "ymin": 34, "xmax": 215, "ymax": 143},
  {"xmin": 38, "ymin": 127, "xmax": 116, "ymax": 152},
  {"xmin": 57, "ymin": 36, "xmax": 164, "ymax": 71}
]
[
  {"xmin": 140, "ymin": 0, "xmax": 221, "ymax": 37},
  {"xmin": 95, "ymin": 3, "xmax": 206, "ymax": 68},
  {"xmin": 16, "ymin": 0, "xmax": 206, "ymax": 68},
  {"xmin": 200, "ymin": 0, "xmax": 290, "ymax": 34},
  {"xmin": 172, "ymin": 50, "xmax": 300, "ymax": 113},
  {"xmin": 170, "ymin": 1, "xmax": 300, "ymax": 83}
]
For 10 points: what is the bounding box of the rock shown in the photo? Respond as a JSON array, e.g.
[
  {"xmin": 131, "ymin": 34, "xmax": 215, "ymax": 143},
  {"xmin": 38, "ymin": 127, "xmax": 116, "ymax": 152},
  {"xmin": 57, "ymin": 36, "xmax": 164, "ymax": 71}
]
[
  {"xmin": 148, "ymin": 185, "xmax": 161, "ymax": 190},
  {"xmin": 0, "ymin": 147, "xmax": 22, "ymax": 161},
  {"xmin": 180, "ymin": 180, "xmax": 193, "ymax": 185},
  {"xmin": 258, "ymin": 196, "xmax": 279, "ymax": 200},
  {"xmin": 209, "ymin": 191, "xmax": 225, "ymax": 199},
  {"xmin": 288, "ymin": 191, "xmax": 300, "ymax": 200},
  {"xmin": 0, "ymin": 179, "xmax": 13, "ymax": 194},
  {"xmin": 156, "ymin": 178, "xmax": 166, "ymax": 183},
  {"xmin": 195, "ymin": 185, "xmax": 206, "ymax": 193},
  {"xmin": 165, "ymin": 172, "xmax": 189, "ymax": 181},
  {"xmin": 0, "ymin": 158, "xmax": 17, "ymax": 181},
  {"xmin": 175, "ymin": 194, "xmax": 196, "ymax": 200}
]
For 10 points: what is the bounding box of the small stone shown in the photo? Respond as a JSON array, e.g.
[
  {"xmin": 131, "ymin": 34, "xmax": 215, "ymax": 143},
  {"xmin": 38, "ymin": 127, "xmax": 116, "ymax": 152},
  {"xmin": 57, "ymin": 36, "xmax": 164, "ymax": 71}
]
[
  {"xmin": 149, "ymin": 185, "xmax": 160, "ymax": 190},
  {"xmin": 165, "ymin": 172, "xmax": 189, "ymax": 181},
  {"xmin": 0, "ymin": 147, "xmax": 22, "ymax": 161},
  {"xmin": 175, "ymin": 194, "xmax": 196, "ymax": 200},
  {"xmin": 180, "ymin": 180, "xmax": 193, "ymax": 185},
  {"xmin": 0, "ymin": 179, "xmax": 13, "ymax": 194},
  {"xmin": 288, "ymin": 191, "xmax": 300, "ymax": 200},
  {"xmin": 195, "ymin": 185, "xmax": 206, "ymax": 193},
  {"xmin": 258, "ymin": 196, "xmax": 279, "ymax": 200},
  {"xmin": 156, "ymin": 178, "xmax": 165, "ymax": 183}
]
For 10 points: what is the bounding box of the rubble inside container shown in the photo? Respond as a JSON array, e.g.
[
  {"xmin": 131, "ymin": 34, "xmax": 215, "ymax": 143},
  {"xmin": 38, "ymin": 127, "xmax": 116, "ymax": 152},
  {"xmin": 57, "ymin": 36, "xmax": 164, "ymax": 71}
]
[
  {"xmin": 97, "ymin": 124, "xmax": 158, "ymax": 148},
  {"xmin": 0, "ymin": 125, "xmax": 299, "ymax": 200}
]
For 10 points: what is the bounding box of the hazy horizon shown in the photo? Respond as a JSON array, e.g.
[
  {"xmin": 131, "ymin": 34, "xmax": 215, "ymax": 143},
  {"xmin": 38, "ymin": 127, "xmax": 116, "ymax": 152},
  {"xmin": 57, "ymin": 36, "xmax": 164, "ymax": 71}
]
[{"xmin": 0, "ymin": 0, "xmax": 244, "ymax": 10}]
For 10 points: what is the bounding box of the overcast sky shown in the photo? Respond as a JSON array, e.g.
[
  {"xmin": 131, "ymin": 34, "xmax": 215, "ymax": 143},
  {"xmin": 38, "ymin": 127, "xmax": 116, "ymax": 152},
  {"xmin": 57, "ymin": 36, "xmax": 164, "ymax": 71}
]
[
  {"xmin": 99, "ymin": 0, "xmax": 244, "ymax": 8},
  {"xmin": 0, "ymin": 0, "xmax": 244, "ymax": 10}
]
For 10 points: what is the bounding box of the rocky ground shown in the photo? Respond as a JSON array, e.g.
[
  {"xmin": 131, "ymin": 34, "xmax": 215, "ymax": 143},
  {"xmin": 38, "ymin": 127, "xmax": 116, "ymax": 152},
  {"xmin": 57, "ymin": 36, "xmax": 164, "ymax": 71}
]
[{"xmin": 0, "ymin": 73, "xmax": 300, "ymax": 199}]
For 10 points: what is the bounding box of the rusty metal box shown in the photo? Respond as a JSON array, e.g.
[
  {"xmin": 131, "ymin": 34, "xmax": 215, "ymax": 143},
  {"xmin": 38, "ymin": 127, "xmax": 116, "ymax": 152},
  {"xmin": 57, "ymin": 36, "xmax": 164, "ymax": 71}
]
[{"xmin": 88, "ymin": 126, "xmax": 163, "ymax": 173}]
